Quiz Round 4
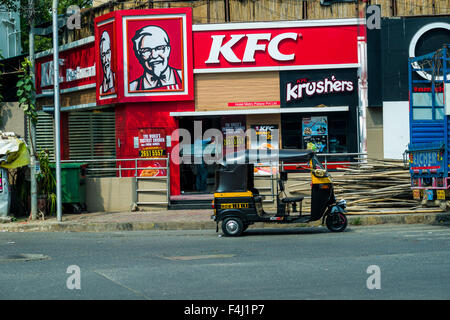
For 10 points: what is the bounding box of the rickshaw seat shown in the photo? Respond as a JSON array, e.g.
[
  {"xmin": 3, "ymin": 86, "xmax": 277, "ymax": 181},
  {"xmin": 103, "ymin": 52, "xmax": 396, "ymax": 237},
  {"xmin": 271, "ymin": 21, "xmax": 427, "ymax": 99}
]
[{"xmin": 281, "ymin": 196, "xmax": 304, "ymax": 203}]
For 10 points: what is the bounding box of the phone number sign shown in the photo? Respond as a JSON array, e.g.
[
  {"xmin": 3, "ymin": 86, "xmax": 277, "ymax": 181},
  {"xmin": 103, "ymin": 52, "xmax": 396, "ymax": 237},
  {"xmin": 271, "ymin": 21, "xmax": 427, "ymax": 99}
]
[{"xmin": 138, "ymin": 128, "xmax": 166, "ymax": 158}]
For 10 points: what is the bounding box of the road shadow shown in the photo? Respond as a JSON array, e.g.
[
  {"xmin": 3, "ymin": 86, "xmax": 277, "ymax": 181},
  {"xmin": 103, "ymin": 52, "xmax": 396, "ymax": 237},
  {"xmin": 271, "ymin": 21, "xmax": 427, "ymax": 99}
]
[
  {"xmin": 434, "ymin": 213, "xmax": 450, "ymax": 226},
  {"xmin": 240, "ymin": 226, "xmax": 354, "ymax": 237}
]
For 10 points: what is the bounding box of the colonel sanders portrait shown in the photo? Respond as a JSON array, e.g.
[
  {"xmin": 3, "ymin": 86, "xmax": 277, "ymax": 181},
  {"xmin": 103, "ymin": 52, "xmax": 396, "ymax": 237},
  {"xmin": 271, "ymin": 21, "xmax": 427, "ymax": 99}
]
[
  {"xmin": 99, "ymin": 30, "xmax": 116, "ymax": 95},
  {"xmin": 129, "ymin": 25, "xmax": 183, "ymax": 91}
]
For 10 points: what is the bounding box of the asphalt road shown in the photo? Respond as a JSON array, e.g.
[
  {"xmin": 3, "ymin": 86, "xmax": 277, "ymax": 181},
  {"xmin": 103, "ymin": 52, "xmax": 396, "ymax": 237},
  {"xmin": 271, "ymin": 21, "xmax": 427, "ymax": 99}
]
[{"xmin": 1, "ymin": 224, "xmax": 450, "ymax": 300}]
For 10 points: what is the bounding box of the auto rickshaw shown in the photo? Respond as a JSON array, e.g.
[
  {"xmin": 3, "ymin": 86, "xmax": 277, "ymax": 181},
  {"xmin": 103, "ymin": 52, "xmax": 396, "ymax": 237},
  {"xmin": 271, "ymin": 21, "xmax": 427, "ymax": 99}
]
[{"xmin": 212, "ymin": 149, "xmax": 348, "ymax": 236}]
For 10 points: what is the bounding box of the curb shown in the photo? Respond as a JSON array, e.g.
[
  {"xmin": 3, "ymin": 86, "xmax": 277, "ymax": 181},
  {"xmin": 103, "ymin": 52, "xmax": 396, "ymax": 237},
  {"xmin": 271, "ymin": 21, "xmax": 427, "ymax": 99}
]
[{"xmin": 1, "ymin": 212, "xmax": 449, "ymax": 233}]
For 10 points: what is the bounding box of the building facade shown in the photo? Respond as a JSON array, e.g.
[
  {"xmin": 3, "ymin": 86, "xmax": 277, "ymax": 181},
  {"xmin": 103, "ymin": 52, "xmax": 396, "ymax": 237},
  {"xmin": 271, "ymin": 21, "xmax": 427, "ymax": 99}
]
[
  {"xmin": 0, "ymin": 3, "xmax": 21, "ymax": 59},
  {"xmin": 32, "ymin": 1, "xmax": 449, "ymax": 209},
  {"xmin": 35, "ymin": 7, "xmax": 367, "ymax": 198},
  {"xmin": 367, "ymin": 15, "xmax": 450, "ymax": 159}
]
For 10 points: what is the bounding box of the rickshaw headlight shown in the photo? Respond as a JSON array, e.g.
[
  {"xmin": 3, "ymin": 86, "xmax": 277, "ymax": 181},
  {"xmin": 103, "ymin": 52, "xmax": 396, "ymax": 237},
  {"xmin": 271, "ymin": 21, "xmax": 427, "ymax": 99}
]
[{"xmin": 314, "ymin": 169, "xmax": 326, "ymax": 177}]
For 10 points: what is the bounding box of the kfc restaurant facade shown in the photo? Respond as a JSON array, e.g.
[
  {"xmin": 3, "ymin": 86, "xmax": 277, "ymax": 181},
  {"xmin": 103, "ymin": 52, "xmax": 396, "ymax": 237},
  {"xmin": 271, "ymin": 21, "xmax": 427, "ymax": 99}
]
[{"xmin": 35, "ymin": 8, "xmax": 366, "ymax": 204}]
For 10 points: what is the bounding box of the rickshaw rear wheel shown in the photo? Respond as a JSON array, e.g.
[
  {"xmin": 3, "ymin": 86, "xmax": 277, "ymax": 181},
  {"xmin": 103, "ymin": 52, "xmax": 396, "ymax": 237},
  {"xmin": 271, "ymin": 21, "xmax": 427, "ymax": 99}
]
[
  {"xmin": 326, "ymin": 212, "xmax": 348, "ymax": 232},
  {"xmin": 222, "ymin": 217, "xmax": 244, "ymax": 237}
]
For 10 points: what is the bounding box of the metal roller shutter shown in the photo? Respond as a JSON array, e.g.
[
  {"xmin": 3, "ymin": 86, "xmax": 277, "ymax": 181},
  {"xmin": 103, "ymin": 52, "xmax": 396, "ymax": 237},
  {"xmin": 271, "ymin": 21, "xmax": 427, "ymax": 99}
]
[
  {"xmin": 35, "ymin": 111, "xmax": 55, "ymax": 161},
  {"xmin": 68, "ymin": 111, "xmax": 116, "ymax": 177}
]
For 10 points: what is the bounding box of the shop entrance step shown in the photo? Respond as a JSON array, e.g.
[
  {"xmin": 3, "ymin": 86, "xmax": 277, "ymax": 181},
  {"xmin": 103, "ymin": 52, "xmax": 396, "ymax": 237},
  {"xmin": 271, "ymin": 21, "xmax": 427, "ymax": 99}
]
[{"xmin": 168, "ymin": 199, "xmax": 213, "ymax": 210}]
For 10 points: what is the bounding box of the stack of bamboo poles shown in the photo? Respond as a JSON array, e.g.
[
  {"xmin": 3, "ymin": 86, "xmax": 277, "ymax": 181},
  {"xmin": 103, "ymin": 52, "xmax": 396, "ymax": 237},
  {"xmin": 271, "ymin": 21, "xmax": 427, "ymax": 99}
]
[
  {"xmin": 332, "ymin": 159, "xmax": 419, "ymax": 214},
  {"xmin": 288, "ymin": 158, "xmax": 444, "ymax": 215}
]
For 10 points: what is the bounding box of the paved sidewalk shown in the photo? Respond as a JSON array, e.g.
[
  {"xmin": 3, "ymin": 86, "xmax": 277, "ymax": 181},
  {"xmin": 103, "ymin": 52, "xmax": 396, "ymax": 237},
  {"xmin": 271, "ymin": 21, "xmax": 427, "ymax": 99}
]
[{"xmin": 1, "ymin": 208, "xmax": 450, "ymax": 232}]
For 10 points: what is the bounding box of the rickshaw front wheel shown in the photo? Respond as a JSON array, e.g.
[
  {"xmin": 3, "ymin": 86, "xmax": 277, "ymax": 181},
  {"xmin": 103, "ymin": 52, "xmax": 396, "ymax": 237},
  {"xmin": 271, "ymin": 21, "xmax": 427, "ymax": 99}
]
[
  {"xmin": 222, "ymin": 217, "xmax": 244, "ymax": 237},
  {"xmin": 326, "ymin": 212, "xmax": 348, "ymax": 232}
]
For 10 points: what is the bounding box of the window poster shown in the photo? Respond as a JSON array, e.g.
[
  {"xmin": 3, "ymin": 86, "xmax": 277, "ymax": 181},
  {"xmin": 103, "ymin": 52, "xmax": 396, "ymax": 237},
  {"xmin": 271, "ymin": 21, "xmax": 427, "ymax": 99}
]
[
  {"xmin": 302, "ymin": 116, "xmax": 328, "ymax": 153},
  {"xmin": 138, "ymin": 128, "xmax": 167, "ymax": 177},
  {"xmin": 250, "ymin": 125, "xmax": 279, "ymax": 176},
  {"xmin": 221, "ymin": 116, "xmax": 246, "ymax": 155}
]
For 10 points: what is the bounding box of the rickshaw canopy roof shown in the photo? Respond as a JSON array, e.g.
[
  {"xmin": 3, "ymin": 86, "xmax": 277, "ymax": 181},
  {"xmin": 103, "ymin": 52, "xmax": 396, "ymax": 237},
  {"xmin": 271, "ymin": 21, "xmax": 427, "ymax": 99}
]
[
  {"xmin": 215, "ymin": 149, "xmax": 316, "ymax": 193},
  {"xmin": 220, "ymin": 149, "xmax": 315, "ymax": 166}
]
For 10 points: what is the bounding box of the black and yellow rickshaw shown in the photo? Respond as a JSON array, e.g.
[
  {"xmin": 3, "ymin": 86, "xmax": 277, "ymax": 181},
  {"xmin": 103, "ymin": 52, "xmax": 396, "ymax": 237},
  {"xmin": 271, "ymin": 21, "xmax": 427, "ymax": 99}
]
[{"xmin": 212, "ymin": 149, "xmax": 348, "ymax": 236}]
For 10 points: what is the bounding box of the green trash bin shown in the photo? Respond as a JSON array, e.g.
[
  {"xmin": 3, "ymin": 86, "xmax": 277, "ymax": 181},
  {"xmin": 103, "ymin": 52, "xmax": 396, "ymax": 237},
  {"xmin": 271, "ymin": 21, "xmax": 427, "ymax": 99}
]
[{"xmin": 50, "ymin": 163, "xmax": 88, "ymax": 213}]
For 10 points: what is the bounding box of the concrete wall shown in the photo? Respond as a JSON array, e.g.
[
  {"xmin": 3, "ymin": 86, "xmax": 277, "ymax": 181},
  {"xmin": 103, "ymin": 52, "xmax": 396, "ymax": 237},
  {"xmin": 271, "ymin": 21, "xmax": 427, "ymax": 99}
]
[
  {"xmin": 383, "ymin": 101, "xmax": 410, "ymax": 160},
  {"xmin": 86, "ymin": 177, "xmax": 136, "ymax": 212},
  {"xmin": 1, "ymin": 102, "xmax": 25, "ymax": 138},
  {"xmin": 136, "ymin": 177, "xmax": 169, "ymax": 211},
  {"xmin": 366, "ymin": 107, "xmax": 384, "ymax": 160}
]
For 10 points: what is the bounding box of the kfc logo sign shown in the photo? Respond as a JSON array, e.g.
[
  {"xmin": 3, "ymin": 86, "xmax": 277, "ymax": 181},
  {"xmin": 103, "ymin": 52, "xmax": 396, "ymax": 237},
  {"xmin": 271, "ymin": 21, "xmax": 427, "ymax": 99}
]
[
  {"xmin": 94, "ymin": 8, "xmax": 194, "ymax": 104},
  {"xmin": 123, "ymin": 11, "xmax": 193, "ymax": 101},
  {"xmin": 193, "ymin": 22, "xmax": 360, "ymax": 73},
  {"xmin": 99, "ymin": 29, "xmax": 116, "ymax": 96},
  {"xmin": 205, "ymin": 32, "xmax": 298, "ymax": 64},
  {"xmin": 129, "ymin": 25, "xmax": 183, "ymax": 91},
  {"xmin": 95, "ymin": 15, "xmax": 118, "ymax": 102}
]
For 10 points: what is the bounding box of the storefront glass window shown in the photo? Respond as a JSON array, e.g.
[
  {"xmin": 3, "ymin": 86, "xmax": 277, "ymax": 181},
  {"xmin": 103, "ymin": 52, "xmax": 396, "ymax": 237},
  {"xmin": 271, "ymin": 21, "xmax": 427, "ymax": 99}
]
[
  {"xmin": 179, "ymin": 117, "xmax": 235, "ymax": 194},
  {"xmin": 329, "ymin": 135, "xmax": 347, "ymax": 153},
  {"xmin": 281, "ymin": 113, "xmax": 349, "ymax": 155}
]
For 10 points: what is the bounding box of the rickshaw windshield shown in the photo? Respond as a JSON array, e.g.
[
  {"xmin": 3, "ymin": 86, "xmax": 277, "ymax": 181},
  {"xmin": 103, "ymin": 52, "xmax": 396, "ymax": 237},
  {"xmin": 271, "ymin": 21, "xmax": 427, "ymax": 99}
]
[{"xmin": 311, "ymin": 155, "xmax": 326, "ymax": 170}]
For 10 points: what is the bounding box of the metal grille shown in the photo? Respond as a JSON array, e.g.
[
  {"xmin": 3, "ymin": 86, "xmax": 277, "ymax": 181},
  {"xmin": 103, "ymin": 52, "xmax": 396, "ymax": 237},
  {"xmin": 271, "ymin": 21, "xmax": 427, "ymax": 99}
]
[
  {"xmin": 68, "ymin": 111, "xmax": 116, "ymax": 177},
  {"xmin": 35, "ymin": 111, "xmax": 55, "ymax": 161}
]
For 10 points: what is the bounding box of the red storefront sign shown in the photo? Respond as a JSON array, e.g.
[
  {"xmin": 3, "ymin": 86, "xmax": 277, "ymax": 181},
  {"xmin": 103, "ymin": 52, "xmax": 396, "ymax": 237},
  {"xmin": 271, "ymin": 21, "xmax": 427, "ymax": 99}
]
[
  {"xmin": 35, "ymin": 41, "xmax": 95, "ymax": 95},
  {"xmin": 94, "ymin": 8, "xmax": 194, "ymax": 105},
  {"xmin": 37, "ymin": 15, "xmax": 362, "ymax": 97},
  {"xmin": 92, "ymin": 13, "xmax": 361, "ymax": 103},
  {"xmin": 193, "ymin": 21, "xmax": 361, "ymax": 73},
  {"xmin": 96, "ymin": 15, "xmax": 117, "ymax": 101}
]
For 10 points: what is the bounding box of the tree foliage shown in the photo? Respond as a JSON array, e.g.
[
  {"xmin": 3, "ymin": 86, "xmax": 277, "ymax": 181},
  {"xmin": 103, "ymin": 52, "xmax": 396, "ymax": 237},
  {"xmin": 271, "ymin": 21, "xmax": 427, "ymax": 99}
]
[
  {"xmin": 37, "ymin": 149, "xmax": 56, "ymax": 214},
  {"xmin": 16, "ymin": 58, "xmax": 37, "ymax": 123}
]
